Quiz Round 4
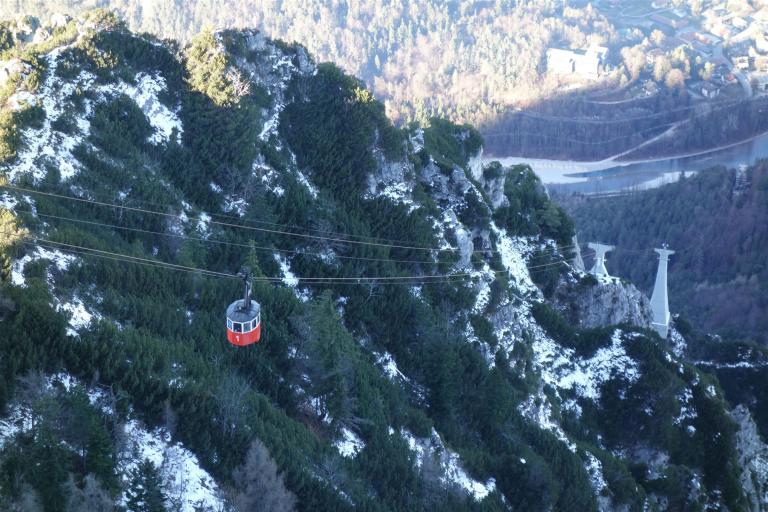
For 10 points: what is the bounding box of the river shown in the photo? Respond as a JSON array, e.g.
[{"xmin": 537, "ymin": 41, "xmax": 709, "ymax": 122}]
[{"xmin": 485, "ymin": 132, "xmax": 768, "ymax": 195}]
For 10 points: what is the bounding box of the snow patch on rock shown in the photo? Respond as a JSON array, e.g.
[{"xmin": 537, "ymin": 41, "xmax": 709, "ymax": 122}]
[
  {"xmin": 673, "ymin": 388, "xmax": 697, "ymax": 426},
  {"xmin": 490, "ymin": 224, "xmax": 539, "ymax": 296},
  {"xmin": 60, "ymin": 294, "xmax": 101, "ymax": 336},
  {"xmin": 471, "ymin": 267, "xmax": 492, "ymax": 314},
  {"xmin": 409, "ymin": 128, "xmax": 424, "ymax": 153},
  {"xmin": 555, "ymin": 330, "xmax": 640, "ymax": 401},
  {"xmin": 2, "ymin": 373, "xmax": 226, "ymax": 512},
  {"xmin": 274, "ymin": 253, "xmax": 299, "ymax": 287},
  {"xmin": 295, "ymin": 170, "xmax": 318, "ymax": 199},
  {"xmin": 669, "ymin": 326, "xmax": 687, "ymax": 358},
  {"xmin": 375, "ymin": 351, "xmax": 410, "ymax": 382},
  {"xmin": 119, "ymin": 72, "xmax": 182, "ymax": 145},
  {"xmin": 5, "ymin": 48, "xmax": 94, "ymax": 183},
  {"xmin": 255, "ymin": 54, "xmax": 295, "ymax": 142},
  {"xmin": 119, "ymin": 420, "xmax": 226, "ymax": 512},
  {"xmin": 532, "ymin": 328, "xmax": 640, "ymax": 402},
  {"xmin": 584, "ymin": 452, "xmax": 608, "ymax": 493},
  {"xmin": 519, "ymin": 394, "xmax": 576, "ymax": 451},
  {"xmin": 11, "ymin": 246, "xmax": 76, "ymax": 286},
  {"xmin": 223, "ymin": 195, "xmax": 247, "ymax": 216},
  {"xmin": 334, "ymin": 427, "xmax": 365, "ymax": 458},
  {"xmin": 273, "ymin": 254, "xmax": 311, "ymax": 302},
  {"xmin": 399, "ymin": 428, "xmax": 496, "ymax": 501}
]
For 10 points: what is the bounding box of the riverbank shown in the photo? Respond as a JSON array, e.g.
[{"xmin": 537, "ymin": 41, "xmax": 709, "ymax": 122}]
[
  {"xmin": 486, "ymin": 130, "xmax": 768, "ymax": 187},
  {"xmin": 614, "ymin": 128, "xmax": 768, "ymax": 163}
]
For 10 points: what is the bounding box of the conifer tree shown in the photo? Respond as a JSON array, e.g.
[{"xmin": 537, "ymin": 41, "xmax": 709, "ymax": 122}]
[
  {"xmin": 125, "ymin": 459, "xmax": 166, "ymax": 512},
  {"xmin": 86, "ymin": 414, "xmax": 116, "ymax": 488}
]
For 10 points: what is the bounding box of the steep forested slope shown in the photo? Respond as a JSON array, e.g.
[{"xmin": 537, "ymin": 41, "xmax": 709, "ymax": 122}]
[{"xmin": 0, "ymin": 12, "xmax": 764, "ymax": 512}]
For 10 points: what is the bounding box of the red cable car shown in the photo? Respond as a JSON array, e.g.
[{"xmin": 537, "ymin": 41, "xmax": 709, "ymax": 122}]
[{"xmin": 226, "ymin": 269, "xmax": 261, "ymax": 346}]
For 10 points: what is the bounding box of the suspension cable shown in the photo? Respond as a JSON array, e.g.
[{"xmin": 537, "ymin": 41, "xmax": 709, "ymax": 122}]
[
  {"xmin": 2, "ymin": 184, "xmax": 577, "ymax": 256},
  {"xmin": 5, "ymin": 228, "xmax": 575, "ymax": 286},
  {"xmin": 14, "ymin": 209, "xmax": 580, "ymax": 266}
]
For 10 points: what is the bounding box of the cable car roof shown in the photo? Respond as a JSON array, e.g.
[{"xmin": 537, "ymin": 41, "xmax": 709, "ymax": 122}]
[{"xmin": 226, "ymin": 299, "xmax": 260, "ymax": 323}]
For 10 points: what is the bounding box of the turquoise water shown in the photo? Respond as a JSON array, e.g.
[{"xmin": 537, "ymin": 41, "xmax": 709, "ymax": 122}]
[{"xmin": 551, "ymin": 134, "xmax": 768, "ymax": 194}]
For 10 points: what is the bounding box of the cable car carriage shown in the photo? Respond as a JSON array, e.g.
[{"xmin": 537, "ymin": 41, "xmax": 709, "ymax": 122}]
[{"xmin": 226, "ymin": 269, "xmax": 261, "ymax": 346}]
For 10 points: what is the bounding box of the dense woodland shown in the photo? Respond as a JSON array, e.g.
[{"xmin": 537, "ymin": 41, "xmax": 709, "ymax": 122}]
[
  {"xmin": 0, "ymin": 12, "xmax": 761, "ymax": 512},
  {"xmin": 4, "ymin": 0, "xmax": 761, "ymax": 161},
  {"xmin": 0, "ymin": 0, "xmax": 617, "ymax": 124}
]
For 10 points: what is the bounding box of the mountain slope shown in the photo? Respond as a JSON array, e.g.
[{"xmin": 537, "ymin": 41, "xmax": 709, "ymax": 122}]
[{"xmin": 0, "ymin": 13, "xmax": 763, "ymax": 512}]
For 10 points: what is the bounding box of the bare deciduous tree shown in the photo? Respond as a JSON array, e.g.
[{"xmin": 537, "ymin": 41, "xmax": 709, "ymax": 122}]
[
  {"xmin": 232, "ymin": 440, "xmax": 296, "ymax": 512},
  {"xmin": 6, "ymin": 484, "xmax": 43, "ymax": 512},
  {"xmin": 64, "ymin": 474, "xmax": 114, "ymax": 512},
  {"xmin": 215, "ymin": 374, "xmax": 251, "ymax": 439}
]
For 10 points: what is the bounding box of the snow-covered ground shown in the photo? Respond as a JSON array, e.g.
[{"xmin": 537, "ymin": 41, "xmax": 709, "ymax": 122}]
[
  {"xmin": 274, "ymin": 253, "xmax": 298, "ymax": 287},
  {"xmin": 490, "ymin": 224, "xmax": 540, "ymax": 296},
  {"xmin": 4, "ymin": 39, "xmax": 182, "ymax": 186},
  {"xmin": 399, "ymin": 428, "xmax": 496, "ymax": 501},
  {"xmin": 518, "ymin": 393, "xmax": 576, "ymax": 450},
  {"xmin": 584, "ymin": 452, "xmax": 608, "ymax": 493},
  {"xmin": 409, "ymin": 129, "xmax": 425, "ymax": 153},
  {"xmin": 255, "ymin": 54, "xmax": 294, "ymax": 142},
  {"xmin": 224, "ymin": 195, "xmax": 247, "ymax": 216},
  {"xmin": 0, "ymin": 402, "xmax": 25, "ymax": 449},
  {"xmin": 5, "ymin": 48, "xmax": 95, "ymax": 183},
  {"xmin": 554, "ymin": 330, "xmax": 640, "ymax": 401},
  {"xmin": 11, "ymin": 246, "xmax": 101, "ymax": 335},
  {"xmin": 0, "ymin": 192, "xmax": 19, "ymax": 210},
  {"xmin": 673, "ymin": 387, "xmax": 697, "ymax": 426},
  {"xmin": 119, "ymin": 420, "xmax": 226, "ymax": 512},
  {"xmin": 260, "ymin": 165, "xmax": 285, "ymax": 197},
  {"xmin": 295, "ymin": 170, "xmax": 319, "ymax": 199},
  {"xmin": 374, "ymin": 351, "xmax": 410, "ymax": 382},
  {"xmin": 196, "ymin": 212, "xmax": 212, "ymax": 237},
  {"xmin": 59, "ymin": 294, "xmax": 101, "ymax": 336},
  {"xmin": 273, "ymin": 253, "xmax": 312, "ymax": 302},
  {"xmin": 0, "ymin": 372, "xmax": 226, "ymax": 512},
  {"xmin": 119, "ymin": 72, "xmax": 182, "ymax": 145},
  {"xmin": 11, "ymin": 246, "xmax": 75, "ymax": 286},
  {"xmin": 532, "ymin": 328, "xmax": 640, "ymax": 402},
  {"xmin": 334, "ymin": 427, "xmax": 365, "ymax": 458}
]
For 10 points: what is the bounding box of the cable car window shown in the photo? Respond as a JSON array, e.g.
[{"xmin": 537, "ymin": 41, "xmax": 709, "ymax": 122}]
[
  {"xmin": 243, "ymin": 321, "xmax": 251, "ymax": 332},
  {"xmin": 227, "ymin": 319, "xmax": 233, "ymax": 329},
  {"xmin": 233, "ymin": 322, "xmax": 243, "ymax": 333}
]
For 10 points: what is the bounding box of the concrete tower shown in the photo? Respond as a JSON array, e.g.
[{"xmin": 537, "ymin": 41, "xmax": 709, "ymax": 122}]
[
  {"xmin": 588, "ymin": 243, "xmax": 615, "ymax": 278},
  {"xmin": 572, "ymin": 235, "xmax": 586, "ymax": 272},
  {"xmin": 650, "ymin": 245, "xmax": 675, "ymax": 338}
]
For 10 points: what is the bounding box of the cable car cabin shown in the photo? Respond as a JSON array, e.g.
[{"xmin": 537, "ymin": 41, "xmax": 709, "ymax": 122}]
[
  {"xmin": 226, "ymin": 269, "xmax": 261, "ymax": 346},
  {"xmin": 226, "ymin": 299, "xmax": 261, "ymax": 346}
]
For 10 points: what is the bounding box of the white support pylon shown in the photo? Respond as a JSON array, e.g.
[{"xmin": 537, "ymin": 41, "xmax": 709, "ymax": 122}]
[
  {"xmin": 572, "ymin": 235, "xmax": 585, "ymax": 272},
  {"xmin": 650, "ymin": 245, "xmax": 675, "ymax": 338},
  {"xmin": 588, "ymin": 243, "xmax": 614, "ymax": 278}
]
